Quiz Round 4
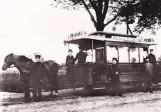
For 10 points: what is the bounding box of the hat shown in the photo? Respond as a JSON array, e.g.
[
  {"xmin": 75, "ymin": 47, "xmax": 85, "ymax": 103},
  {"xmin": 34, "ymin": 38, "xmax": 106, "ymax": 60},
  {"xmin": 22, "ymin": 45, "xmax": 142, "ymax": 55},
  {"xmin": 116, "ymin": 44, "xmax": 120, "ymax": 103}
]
[
  {"xmin": 68, "ymin": 49, "xmax": 73, "ymax": 52},
  {"xmin": 34, "ymin": 52, "xmax": 41, "ymax": 56},
  {"xmin": 112, "ymin": 57, "xmax": 118, "ymax": 62},
  {"xmin": 145, "ymin": 57, "xmax": 149, "ymax": 60}
]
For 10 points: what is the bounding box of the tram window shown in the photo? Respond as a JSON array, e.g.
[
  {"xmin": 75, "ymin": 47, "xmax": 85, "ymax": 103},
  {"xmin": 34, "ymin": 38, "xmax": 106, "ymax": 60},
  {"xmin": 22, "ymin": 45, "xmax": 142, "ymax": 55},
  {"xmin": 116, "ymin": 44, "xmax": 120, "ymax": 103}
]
[
  {"xmin": 129, "ymin": 48, "xmax": 139, "ymax": 63},
  {"xmin": 140, "ymin": 48, "xmax": 148, "ymax": 63},
  {"xmin": 119, "ymin": 47, "xmax": 129, "ymax": 63},
  {"xmin": 106, "ymin": 46, "xmax": 117, "ymax": 62}
]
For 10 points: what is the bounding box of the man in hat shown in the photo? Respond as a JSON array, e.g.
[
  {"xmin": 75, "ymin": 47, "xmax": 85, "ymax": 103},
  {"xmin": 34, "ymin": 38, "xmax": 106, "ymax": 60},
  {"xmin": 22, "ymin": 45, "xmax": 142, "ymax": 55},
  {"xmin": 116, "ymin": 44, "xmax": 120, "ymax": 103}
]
[
  {"xmin": 66, "ymin": 49, "xmax": 75, "ymax": 83},
  {"xmin": 143, "ymin": 58, "xmax": 153, "ymax": 93},
  {"xmin": 74, "ymin": 47, "xmax": 87, "ymax": 64},
  {"xmin": 148, "ymin": 49, "xmax": 157, "ymax": 83},
  {"xmin": 149, "ymin": 49, "xmax": 156, "ymax": 64}
]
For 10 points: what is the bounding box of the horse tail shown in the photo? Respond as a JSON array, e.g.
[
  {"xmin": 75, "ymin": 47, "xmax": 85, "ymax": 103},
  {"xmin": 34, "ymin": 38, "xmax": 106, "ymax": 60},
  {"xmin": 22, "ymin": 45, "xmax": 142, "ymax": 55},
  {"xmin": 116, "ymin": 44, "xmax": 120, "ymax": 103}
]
[{"xmin": 51, "ymin": 62, "xmax": 59, "ymax": 93}]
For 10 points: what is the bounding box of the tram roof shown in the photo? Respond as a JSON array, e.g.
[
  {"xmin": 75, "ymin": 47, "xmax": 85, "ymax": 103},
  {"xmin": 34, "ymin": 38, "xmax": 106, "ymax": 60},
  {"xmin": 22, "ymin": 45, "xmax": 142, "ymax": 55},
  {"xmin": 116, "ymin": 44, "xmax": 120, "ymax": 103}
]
[
  {"xmin": 64, "ymin": 31, "xmax": 156, "ymax": 49},
  {"xmin": 88, "ymin": 31, "xmax": 137, "ymax": 38}
]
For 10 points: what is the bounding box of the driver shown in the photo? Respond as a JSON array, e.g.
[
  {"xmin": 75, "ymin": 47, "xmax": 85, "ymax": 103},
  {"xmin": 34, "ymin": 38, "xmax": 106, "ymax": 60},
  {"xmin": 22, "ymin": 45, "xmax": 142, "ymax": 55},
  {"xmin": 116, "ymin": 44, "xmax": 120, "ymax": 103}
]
[{"xmin": 74, "ymin": 47, "xmax": 87, "ymax": 64}]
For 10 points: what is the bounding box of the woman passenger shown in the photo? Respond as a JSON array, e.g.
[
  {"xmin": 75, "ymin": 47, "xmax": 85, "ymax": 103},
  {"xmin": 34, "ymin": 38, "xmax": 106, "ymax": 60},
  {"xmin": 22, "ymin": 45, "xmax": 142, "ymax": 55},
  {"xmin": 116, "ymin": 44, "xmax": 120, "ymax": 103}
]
[{"xmin": 109, "ymin": 58, "xmax": 122, "ymax": 96}]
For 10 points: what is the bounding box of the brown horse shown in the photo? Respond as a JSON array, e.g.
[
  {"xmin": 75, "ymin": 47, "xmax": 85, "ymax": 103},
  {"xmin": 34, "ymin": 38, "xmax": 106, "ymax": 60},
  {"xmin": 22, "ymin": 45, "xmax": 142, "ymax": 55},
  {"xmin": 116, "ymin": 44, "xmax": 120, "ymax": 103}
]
[{"xmin": 2, "ymin": 53, "xmax": 59, "ymax": 102}]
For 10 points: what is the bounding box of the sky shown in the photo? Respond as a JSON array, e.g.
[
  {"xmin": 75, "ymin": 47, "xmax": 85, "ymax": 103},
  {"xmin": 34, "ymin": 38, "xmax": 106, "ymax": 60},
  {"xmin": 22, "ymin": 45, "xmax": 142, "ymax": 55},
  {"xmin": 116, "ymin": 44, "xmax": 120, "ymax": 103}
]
[{"xmin": 0, "ymin": 0, "xmax": 161, "ymax": 70}]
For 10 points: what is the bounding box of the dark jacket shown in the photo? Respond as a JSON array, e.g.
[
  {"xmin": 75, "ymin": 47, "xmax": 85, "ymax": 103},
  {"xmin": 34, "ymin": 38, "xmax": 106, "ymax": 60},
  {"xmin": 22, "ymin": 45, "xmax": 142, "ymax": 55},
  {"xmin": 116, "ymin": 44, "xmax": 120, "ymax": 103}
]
[
  {"xmin": 66, "ymin": 55, "xmax": 75, "ymax": 66},
  {"xmin": 143, "ymin": 63, "xmax": 154, "ymax": 76},
  {"xmin": 74, "ymin": 51, "xmax": 87, "ymax": 64},
  {"xmin": 109, "ymin": 64, "xmax": 121, "ymax": 84},
  {"xmin": 148, "ymin": 53, "xmax": 156, "ymax": 64}
]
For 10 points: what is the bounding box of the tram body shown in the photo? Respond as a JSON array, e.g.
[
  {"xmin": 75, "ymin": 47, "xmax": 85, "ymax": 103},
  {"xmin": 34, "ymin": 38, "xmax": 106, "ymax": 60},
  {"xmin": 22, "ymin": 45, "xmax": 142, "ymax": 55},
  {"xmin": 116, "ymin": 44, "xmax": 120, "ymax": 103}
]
[{"xmin": 64, "ymin": 31, "xmax": 160, "ymax": 90}]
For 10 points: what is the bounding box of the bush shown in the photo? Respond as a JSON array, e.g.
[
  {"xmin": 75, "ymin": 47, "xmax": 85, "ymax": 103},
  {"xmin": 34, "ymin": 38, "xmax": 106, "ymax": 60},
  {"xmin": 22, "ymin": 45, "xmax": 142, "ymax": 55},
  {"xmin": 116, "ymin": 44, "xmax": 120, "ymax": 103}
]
[
  {"xmin": 0, "ymin": 67, "xmax": 68, "ymax": 93},
  {"xmin": 0, "ymin": 70, "xmax": 24, "ymax": 93}
]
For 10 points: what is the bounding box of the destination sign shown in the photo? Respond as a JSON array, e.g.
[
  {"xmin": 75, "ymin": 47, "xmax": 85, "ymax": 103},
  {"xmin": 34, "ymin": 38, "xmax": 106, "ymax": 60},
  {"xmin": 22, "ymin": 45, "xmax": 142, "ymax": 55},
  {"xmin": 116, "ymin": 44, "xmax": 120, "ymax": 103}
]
[
  {"xmin": 144, "ymin": 38, "xmax": 154, "ymax": 43},
  {"xmin": 110, "ymin": 36, "xmax": 155, "ymax": 43},
  {"xmin": 69, "ymin": 31, "xmax": 87, "ymax": 39},
  {"xmin": 111, "ymin": 36, "xmax": 137, "ymax": 42}
]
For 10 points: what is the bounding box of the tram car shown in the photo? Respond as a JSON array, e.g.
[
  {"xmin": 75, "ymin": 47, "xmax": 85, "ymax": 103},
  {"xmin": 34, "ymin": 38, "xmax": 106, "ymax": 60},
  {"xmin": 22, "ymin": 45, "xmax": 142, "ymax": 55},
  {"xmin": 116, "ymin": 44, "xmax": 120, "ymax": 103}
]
[{"xmin": 63, "ymin": 31, "xmax": 161, "ymax": 91}]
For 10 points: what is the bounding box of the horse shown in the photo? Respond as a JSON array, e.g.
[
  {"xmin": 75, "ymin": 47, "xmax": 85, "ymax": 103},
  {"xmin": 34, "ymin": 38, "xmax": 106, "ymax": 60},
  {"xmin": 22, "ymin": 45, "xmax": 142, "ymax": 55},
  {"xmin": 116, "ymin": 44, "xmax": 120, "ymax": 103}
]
[{"xmin": 2, "ymin": 53, "xmax": 59, "ymax": 102}]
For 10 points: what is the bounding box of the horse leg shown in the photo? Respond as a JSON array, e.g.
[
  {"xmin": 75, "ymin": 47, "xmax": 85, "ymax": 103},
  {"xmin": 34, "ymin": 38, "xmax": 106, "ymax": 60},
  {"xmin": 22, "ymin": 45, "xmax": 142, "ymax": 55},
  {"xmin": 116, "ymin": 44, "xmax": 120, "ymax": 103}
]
[
  {"xmin": 47, "ymin": 73, "xmax": 57, "ymax": 97},
  {"xmin": 38, "ymin": 89, "xmax": 42, "ymax": 101},
  {"xmin": 24, "ymin": 87, "xmax": 30, "ymax": 102},
  {"xmin": 22, "ymin": 75, "xmax": 31, "ymax": 102},
  {"xmin": 38, "ymin": 81, "xmax": 42, "ymax": 101},
  {"xmin": 32, "ymin": 88, "xmax": 38, "ymax": 101},
  {"xmin": 26, "ymin": 76, "xmax": 31, "ymax": 100},
  {"xmin": 52, "ymin": 72, "xmax": 58, "ymax": 96}
]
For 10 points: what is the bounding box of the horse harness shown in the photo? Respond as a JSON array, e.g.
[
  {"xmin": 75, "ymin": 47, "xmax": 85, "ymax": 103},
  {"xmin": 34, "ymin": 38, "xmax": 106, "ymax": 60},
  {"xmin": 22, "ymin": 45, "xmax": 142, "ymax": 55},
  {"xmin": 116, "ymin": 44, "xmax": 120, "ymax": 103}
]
[{"xmin": 6, "ymin": 55, "xmax": 52, "ymax": 88}]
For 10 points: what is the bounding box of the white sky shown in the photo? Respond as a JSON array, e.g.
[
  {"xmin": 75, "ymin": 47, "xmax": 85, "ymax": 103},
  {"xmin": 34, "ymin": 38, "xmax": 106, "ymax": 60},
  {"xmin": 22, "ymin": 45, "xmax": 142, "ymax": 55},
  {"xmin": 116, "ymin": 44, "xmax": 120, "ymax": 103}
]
[{"xmin": 0, "ymin": 0, "xmax": 161, "ymax": 69}]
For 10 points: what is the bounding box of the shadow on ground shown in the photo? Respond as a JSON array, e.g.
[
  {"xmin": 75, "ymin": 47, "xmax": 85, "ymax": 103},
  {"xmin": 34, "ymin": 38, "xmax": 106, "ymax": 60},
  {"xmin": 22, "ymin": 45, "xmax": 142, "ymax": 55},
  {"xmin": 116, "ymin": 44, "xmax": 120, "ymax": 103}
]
[{"xmin": 1, "ymin": 85, "xmax": 161, "ymax": 106}]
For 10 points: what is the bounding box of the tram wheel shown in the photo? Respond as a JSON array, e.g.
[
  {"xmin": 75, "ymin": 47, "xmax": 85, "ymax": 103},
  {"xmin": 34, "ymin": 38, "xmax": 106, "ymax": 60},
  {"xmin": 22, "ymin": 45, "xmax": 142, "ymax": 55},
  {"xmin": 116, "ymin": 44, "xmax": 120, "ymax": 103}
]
[{"xmin": 84, "ymin": 85, "xmax": 93, "ymax": 91}]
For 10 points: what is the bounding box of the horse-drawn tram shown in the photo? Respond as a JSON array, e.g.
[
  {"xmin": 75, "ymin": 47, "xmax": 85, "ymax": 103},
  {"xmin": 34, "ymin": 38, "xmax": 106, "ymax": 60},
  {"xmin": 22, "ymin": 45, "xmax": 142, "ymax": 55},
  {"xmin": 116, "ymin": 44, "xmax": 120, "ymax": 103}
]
[{"xmin": 64, "ymin": 31, "xmax": 160, "ymax": 91}]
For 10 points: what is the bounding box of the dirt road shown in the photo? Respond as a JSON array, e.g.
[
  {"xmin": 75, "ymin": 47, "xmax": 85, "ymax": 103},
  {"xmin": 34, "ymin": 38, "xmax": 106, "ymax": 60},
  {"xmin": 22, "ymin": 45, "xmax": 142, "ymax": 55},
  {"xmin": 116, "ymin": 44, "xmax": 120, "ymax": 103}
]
[{"xmin": 0, "ymin": 89, "xmax": 161, "ymax": 112}]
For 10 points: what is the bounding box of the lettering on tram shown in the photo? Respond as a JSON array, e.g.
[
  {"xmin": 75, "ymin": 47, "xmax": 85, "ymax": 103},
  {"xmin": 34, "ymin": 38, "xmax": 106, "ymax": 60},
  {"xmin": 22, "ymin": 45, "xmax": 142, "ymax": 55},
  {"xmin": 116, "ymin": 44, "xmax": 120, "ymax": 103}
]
[
  {"xmin": 144, "ymin": 38, "xmax": 154, "ymax": 43},
  {"xmin": 69, "ymin": 31, "xmax": 87, "ymax": 39},
  {"xmin": 111, "ymin": 36, "xmax": 137, "ymax": 42}
]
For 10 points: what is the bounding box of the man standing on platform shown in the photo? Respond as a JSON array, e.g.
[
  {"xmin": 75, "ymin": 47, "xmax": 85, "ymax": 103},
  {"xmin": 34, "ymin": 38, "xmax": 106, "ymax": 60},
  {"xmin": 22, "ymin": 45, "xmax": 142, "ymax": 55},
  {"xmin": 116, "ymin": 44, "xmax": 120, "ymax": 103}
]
[
  {"xmin": 148, "ymin": 49, "xmax": 158, "ymax": 84},
  {"xmin": 74, "ymin": 47, "xmax": 87, "ymax": 64},
  {"xmin": 66, "ymin": 49, "xmax": 75, "ymax": 83}
]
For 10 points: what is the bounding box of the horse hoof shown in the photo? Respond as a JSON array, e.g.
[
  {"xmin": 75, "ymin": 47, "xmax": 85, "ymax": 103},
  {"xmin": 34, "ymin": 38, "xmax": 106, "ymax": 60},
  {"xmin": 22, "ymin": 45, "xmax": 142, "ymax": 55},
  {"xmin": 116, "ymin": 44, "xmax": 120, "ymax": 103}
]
[
  {"xmin": 24, "ymin": 98, "xmax": 31, "ymax": 103},
  {"xmin": 38, "ymin": 98, "xmax": 42, "ymax": 101},
  {"xmin": 53, "ymin": 93, "xmax": 58, "ymax": 96}
]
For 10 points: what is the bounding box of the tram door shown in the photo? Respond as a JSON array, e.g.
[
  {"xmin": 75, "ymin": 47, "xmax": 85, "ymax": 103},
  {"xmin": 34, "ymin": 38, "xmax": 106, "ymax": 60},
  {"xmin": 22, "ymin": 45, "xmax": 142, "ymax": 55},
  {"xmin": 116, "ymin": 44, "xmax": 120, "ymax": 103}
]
[{"xmin": 95, "ymin": 48, "xmax": 104, "ymax": 63}]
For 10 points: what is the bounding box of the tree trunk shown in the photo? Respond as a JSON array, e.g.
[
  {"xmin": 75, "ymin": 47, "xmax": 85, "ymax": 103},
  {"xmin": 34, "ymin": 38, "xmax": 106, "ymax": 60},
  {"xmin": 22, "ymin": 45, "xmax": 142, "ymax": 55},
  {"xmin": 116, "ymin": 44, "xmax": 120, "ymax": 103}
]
[
  {"xmin": 95, "ymin": 14, "xmax": 105, "ymax": 31},
  {"xmin": 95, "ymin": 5, "xmax": 105, "ymax": 31},
  {"xmin": 95, "ymin": 22, "xmax": 105, "ymax": 31}
]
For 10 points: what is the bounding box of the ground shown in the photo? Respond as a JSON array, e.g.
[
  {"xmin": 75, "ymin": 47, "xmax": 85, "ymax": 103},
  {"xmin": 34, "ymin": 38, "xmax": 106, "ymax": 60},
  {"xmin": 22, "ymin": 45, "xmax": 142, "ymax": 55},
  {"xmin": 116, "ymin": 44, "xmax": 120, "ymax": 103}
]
[{"xmin": 0, "ymin": 89, "xmax": 161, "ymax": 112}]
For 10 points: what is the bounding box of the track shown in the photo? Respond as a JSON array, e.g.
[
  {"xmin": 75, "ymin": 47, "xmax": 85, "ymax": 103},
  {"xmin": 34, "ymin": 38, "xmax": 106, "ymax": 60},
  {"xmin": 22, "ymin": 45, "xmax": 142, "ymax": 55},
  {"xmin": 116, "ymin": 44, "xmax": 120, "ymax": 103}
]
[{"xmin": 1, "ymin": 87, "xmax": 161, "ymax": 112}]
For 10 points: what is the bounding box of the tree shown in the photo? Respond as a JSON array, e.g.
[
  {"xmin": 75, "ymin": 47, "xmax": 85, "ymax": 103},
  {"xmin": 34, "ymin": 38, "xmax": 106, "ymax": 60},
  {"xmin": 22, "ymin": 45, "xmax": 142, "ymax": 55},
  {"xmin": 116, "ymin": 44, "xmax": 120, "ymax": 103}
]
[
  {"xmin": 133, "ymin": 0, "xmax": 161, "ymax": 33},
  {"xmin": 50, "ymin": 0, "xmax": 161, "ymax": 33}
]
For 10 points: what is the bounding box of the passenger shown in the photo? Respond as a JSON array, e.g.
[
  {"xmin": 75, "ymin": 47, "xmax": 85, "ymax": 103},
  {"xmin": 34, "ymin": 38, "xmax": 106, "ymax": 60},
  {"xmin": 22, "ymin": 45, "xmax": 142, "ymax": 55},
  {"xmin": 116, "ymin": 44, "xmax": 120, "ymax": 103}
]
[
  {"xmin": 143, "ymin": 58, "xmax": 153, "ymax": 93},
  {"xmin": 131, "ymin": 57, "xmax": 136, "ymax": 63},
  {"xmin": 149, "ymin": 49, "xmax": 156, "ymax": 64},
  {"xmin": 148, "ymin": 49, "xmax": 158, "ymax": 84},
  {"xmin": 86, "ymin": 50, "xmax": 93, "ymax": 63},
  {"xmin": 66, "ymin": 49, "xmax": 75, "ymax": 83},
  {"xmin": 74, "ymin": 47, "xmax": 87, "ymax": 64},
  {"xmin": 109, "ymin": 58, "xmax": 122, "ymax": 97}
]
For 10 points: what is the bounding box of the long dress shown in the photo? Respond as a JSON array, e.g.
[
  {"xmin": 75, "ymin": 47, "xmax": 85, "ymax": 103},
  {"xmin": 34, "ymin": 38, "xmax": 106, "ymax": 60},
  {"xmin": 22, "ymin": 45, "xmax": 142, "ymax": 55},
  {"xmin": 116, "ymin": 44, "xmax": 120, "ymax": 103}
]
[
  {"xmin": 66, "ymin": 55, "xmax": 75, "ymax": 83},
  {"xmin": 143, "ymin": 63, "xmax": 153, "ymax": 91},
  {"xmin": 109, "ymin": 64, "xmax": 121, "ymax": 95}
]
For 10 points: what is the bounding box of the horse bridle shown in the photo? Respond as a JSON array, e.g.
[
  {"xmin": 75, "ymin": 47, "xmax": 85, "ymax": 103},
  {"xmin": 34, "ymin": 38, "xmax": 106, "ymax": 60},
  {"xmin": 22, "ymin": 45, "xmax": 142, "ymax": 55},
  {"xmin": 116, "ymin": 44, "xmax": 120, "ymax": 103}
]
[{"xmin": 4, "ymin": 55, "xmax": 16, "ymax": 69}]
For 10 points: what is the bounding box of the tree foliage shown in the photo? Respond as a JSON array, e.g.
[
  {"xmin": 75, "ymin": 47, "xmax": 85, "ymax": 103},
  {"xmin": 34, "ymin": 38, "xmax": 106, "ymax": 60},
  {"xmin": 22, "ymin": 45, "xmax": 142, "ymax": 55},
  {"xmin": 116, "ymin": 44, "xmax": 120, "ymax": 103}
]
[{"xmin": 50, "ymin": 0, "xmax": 161, "ymax": 33}]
